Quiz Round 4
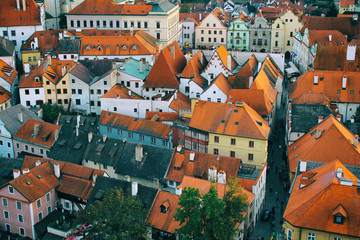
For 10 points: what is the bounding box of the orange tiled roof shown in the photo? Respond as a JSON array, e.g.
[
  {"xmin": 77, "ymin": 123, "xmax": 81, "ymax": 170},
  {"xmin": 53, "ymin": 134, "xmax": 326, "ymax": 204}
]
[
  {"xmin": 0, "ymin": 86, "xmax": 12, "ymax": 105},
  {"xmin": 291, "ymin": 93, "xmax": 331, "ymax": 106},
  {"xmin": 287, "ymin": 115, "xmax": 360, "ymax": 174},
  {"xmin": 181, "ymin": 51, "xmax": 208, "ymax": 89},
  {"xmin": 43, "ymin": 58, "xmax": 76, "ymax": 85},
  {"xmin": 13, "ymin": 119, "xmax": 61, "ymax": 148},
  {"xmin": 166, "ymin": 148, "xmax": 242, "ymax": 183},
  {"xmin": 284, "ymin": 160, "xmax": 360, "ymax": 237},
  {"xmin": 147, "ymin": 191, "xmax": 180, "ymax": 234},
  {"xmin": 145, "ymin": 112, "xmax": 179, "ymax": 122},
  {"xmin": 179, "ymin": 12, "xmax": 210, "ymax": 25},
  {"xmin": 308, "ymin": 30, "xmax": 347, "ymax": 47},
  {"xmin": 203, "ymin": 73, "xmax": 231, "ymax": 96},
  {"xmin": 22, "ymin": 156, "xmax": 104, "ymax": 200},
  {"xmin": 21, "ymin": 30, "xmax": 62, "ymax": 55},
  {"xmin": 228, "ymin": 55, "xmax": 258, "ymax": 89},
  {"xmin": 0, "ymin": 60, "xmax": 18, "ymax": 85},
  {"xmin": 0, "ymin": 0, "xmax": 41, "ymax": 27},
  {"xmin": 18, "ymin": 63, "xmax": 44, "ymax": 88},
  {"xmin": 249, "ymin": 70, "xmax": 278, "ymax": 107},
  {"xmin": 144, "ymin": 42, "xmax": 186, "ymax": 88},
  {"xmin": 215, "ymin": 45, "xmax": 238, "ymax": 72},
  {"xmin": 340, "ymin": 0, "xmax": 355, "ymax": 8},
  {"xmin": 80, "ymin": 31, "xmax": 158, "ymax": 57},
  {"xmin": 189, "ymin": 101, "xmax": 270, "ymax": 140},
  {"xmin": 169, "ymin": 92, "xmax": 191, "ymax": 112},
  {"xmin": 68, "ymin": 0, "xmax": 152, "ymax": 15},
  {"xmin": 8, "ymin": 162, "xmax": 60, "ymax": 202},
  {"xmin": 237, "ymin": 164, "xmax": 266, "ymax": 192},
  {"xmin": 226, "ymin": 89, "xmax": 274, "ymax": 116},
  {"xmin": 102, "ymin": 84, "xmax": 143, "ymax": 99},
  {"xmin": 99, "ymin": 110, "xmax": 173, "ymax": 139},
  {"xmin": 289, "ymin": 70, "xmax": 360, "ymax": 103}
]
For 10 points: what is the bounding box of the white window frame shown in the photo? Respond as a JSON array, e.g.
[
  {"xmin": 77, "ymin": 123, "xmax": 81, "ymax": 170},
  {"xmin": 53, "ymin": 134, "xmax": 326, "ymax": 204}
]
[
  {"xmin": 3, "ymin": 210, "xmax": 9, "ymax": 219},
  {"xmin": 17, "ymin": 214, "xmax": 24, "ymax": 223},
  {"xmin": 287, "ymin": 229, "xmax": 292, "ymax": 240},
  {"xmin": 2, "ymin": 198, "xmax": 8, "ymax": 207},
  {"xmin": 8, "ymin": 186, "xmax": 14, "ymax": 194},
  {"xmin": 36, "ymin": 199, "xmax": 41, "ymax": 208},
  {"xmin": 16, "ymin": 201, "xmax": 22, "ymax": 210},
  {"xmin": 307, "ymin": 233, "xmax": 315, "ymax": 240},
  {"xmin": 38, "ymin": 211, "xmax": 43, "ymax": 221},
  {"xmin": 19, "ymin": 227, "xmax": 25, "ymax": 236}
]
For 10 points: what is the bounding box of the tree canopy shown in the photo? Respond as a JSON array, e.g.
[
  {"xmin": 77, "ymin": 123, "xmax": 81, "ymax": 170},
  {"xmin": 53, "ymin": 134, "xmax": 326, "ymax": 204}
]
[
  {"xmin": 40, "ymin": 103, "xmax": 64, "ymax": 123},
  {"xmin": 71, "ymin": 187, "xmax": 149, "ymax": 240},
  {"xmin": 174, "ymin": 178, "xmax": 249, "ymax": 240}
]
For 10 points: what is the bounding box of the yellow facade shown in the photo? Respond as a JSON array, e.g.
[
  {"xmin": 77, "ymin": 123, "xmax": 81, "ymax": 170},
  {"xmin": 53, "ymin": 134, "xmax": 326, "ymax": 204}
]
[
  {"xmin": 339, "ymin": 4, "xmax": 355, "ymax": 14},
  {"xmin": 21, "ymin": 51, "xmax": 41, "ymax": 68},
  {"xmin": 43, "ymin": 75, "xmax": 70, "ymax": 109},
  {"xmin": 284, "ymin": 221, "xmax": 360, "ymax": 240},
  {"xmin": 208, "ymin": 134, "xmax": 267, "ymax": 167},
  {"xmin": 270, "ymin": 10, "xmax": 302, "ymax": 54}
]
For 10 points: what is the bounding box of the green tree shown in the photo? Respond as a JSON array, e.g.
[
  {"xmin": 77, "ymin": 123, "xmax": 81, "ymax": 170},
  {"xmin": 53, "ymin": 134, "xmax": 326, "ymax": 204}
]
[
  {"xmin": 326, "ymin": 1, "xmax": 338, "ymax": 17},
  {"xmin": 355, "ymin": 106, "xmax": 360, "ymax": 122},
  {"xmin": 180, "ymin": 3, "xmax": 191, "ymax": 13},
  {"xmin": 71, "ymin": 187, "xmax": 149, "ymax": 240},
  {"xmin": 174, "ymin": 178, "xmax": 248, "ymax": 240},
  {"xmin": 40, "ymin": 103, "xmax": 64, "ymax": 123},
  {"xmin": 310, "ymin": 9, "xmax": 323, "ymax": 16}
]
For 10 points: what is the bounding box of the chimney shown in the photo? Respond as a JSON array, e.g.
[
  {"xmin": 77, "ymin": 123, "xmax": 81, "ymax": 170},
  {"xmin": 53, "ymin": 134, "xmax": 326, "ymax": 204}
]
[
  {"xmin": 313, "ymin": 74, "xmax": 318, "ymax": 85},
  {"xmin": 176, "ymin": 145, "xmax": 182, "ymax": 152},
  {"xmin": 353, "ymin": 14, "xmax": 359, "ymax": 21},
  {"xmin": 128, "ymin": 90, "xmax": 131, "ymax": 96},
  {"xmin": 132, "ymin": 182, "xmax": 138, "ymax": 196},
  {"xmin": 336, "ymin": 167, "xmax": 342, "ymax": 179},
  {"xmin": 54, "ymin": 129, "xmax": 59, "ymax": 141},
  {"xmin": 208, "ymin": 166, "xmax": 217, "ymax": 181},
  {"xmin": 24, "ymin": 63, "xmax": 30, "ymax": 76},
  {"xmin": 199, "ymin": 13, "xmax": 202, "ymax": 21},
  {"xmin": 346, "ymin": 45, "xmax": 356, "ymax": 61},
  {"xmin": 354, "ymin": 135, "xmax": 359, "ymax": 148},
  {"xmin": 189, "ymin": 152, "xmax": 195, "ymax": 162},
  {"xmin": 61, "ymin": 66, "xmax": 66, "ymax": 76},
  {"xmin": 336, "ymin": 114, "xmax": 342, "ymax": 122},
  {"xmin": 135, "ymin": 146, "xmax": 143, "ymax": 162},
  {"xmin": 13, "ymin": 170, "xmax": 20, "ymax": 179},
  {"xmin": 47, "ymin": 55, "xmax": 51, "ymax": 66},
  {"xmin": 22, "ymin": 0, "xmax": 26, "ymax": 11},
  {"xmin": 174, "ymin": 90, "xmax": 178, "ymax": 100},
  {"xmin": 176, "ymin": 185, "xmax": 182, "ymax": 195},
  {"xmin": 102, "ymin": 134, "xmax": 107, "ymax": 142},
  {"xmin": 351, "ymin": 116, "xmax": 355, "ymax": 123},
  {"xmin": 315, "ymin": 129, "xmax": 321, "ymax": 139},
  {"xmin": 130, "ymin": 26, "xmax": 134, "ymax": 36},
  {"xmin": 200, "ymin": 52, "xmax": 203, "ymax": 65},
  {"xmin": 342, "ymin": 75, "xmax": 347, "ymax": 90},
  {"xmin": 76, "ymin": 114, "xmax": 80, "ymax": 128},
  {"xmin": 16, "ymin": 0, "xmax": 20, "ymax": 10},
  {"xmin": 139, "ymin": 59, "xmax": 143, "ymax": 73},
  {"xmin": 54, "ymin": 162, "xmax": 60, "ymax": 178},
  {"xmin": 33, "ymin": 124, "xmax": 40, "ymax": 138},
  {"xmin": 227, "ymin": 54, "xmax": 231, "ymax": 70},
  {"xmin": 92, "ymin": 174, "xmax": 97, "ymax": 183},
  {"xmin": 146, "ymin": 61, "xmax": 149, "ymax": 71},
  {"xmin": 217, "ymin": 170, "xmax": 226, "ymax": 184},
  {"xmin": 18, "ymin": 111, "xmax": 23, "ymax": 123},
  {"xmin": 329, "ymin": 34, "xmax": 332, "ymax": 42},
  {"xmin": 88, "ymin": 132, "xmax": 93, "ymax": 143},
  {"xmin": 35, "ymin": 160, "xmax": 41, "ymax": 167},
  {"xmin": 249, "ymin": 76, "xmax": 254, "ymax": 88},
  {"xmin": 37, "ymin": 59, "xmax": 41, "ymax": 67},
  {"xmin": 170, "ymin": 45, "xmax": 175, "ymax": 59},
  {"xmin": 34, "ymin": 37, "xmax": 38, "ymax": 49},
  {"xmin": 22, "ymin": 168, "xmax": 30, "ymax": 174},
  {"xmin": 318, "ymin": 116, "xmax": 323, "ymax": 123}
]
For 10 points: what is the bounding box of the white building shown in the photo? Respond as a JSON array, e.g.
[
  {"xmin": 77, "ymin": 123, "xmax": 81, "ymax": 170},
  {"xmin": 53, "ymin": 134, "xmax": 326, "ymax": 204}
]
[{"xmin": 199, "ymin": 73, "xmax": 231, "ymax": 103}]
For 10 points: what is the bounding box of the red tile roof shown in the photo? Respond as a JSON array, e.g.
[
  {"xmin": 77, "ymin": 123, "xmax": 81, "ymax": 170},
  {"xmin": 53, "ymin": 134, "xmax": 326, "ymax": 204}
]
[
  {"xmin": 147, "ymin": 191, "xmax": 180, "ymax": 234},
  {"xmin": 102, "ymin": 84, "xmax": 143, "ymax": 99},
  {"xmin": 0, "ymin": 86, "xmax": 12, "ymax": 105},
  {"xmin": 21, "ymin": 30, "xmax": 61, "ymax": 55},
  {"xmin": 99, "ymin": 110, "xmax": 173, "ymax": 139},
  {"xmin": 145, "ymin": 112, "xmax": 179, "ymax": 122},
  {"xmin": 0, "ymin": 60, "xmax": 18, "ymax": 85},
  {"xmin": 181, "ymin": 51, "xmax": 207, "ymax": 89},
  {"xmin": 228, "ymin": 55, "xmax": 258, "ymax": 89},
  {"xmin": 18, "ymin": 63, "xmax": 44, "ymax": 88},
  {"xmin": 308, "ymin": 30, "xmax": 347, "ymax": 47},
  {"xmin": 179, "ymin": 12, "xmax": 210, "ymax": 25},
  {"xmin": 203, "ymin": 73, "xmax": 232, "ymax": 96},
  {"xmin": 340, "ymin": 0, "xmax": 355, "ymax": 8},
  {"xmin": 287, "ymin": 115, "xmax": 360, "ymax": 174},
  {"xmin": 169, "ymin": 92, "xmax": 191, "ymax": 112},
  {"xmin": 291, "ymin": 93, "xmax": 331, "ymax": 106},
  {"xmin": 214, "ymin": 45, "xmax": 238, "ymax": 72},
  {"xmin": 166, "ymin": 148, "xmax": 242, "ymax": 183},
  {"xmin": 0, "ymin": 0, "xmax": 41, "ymax": 27},
  {"xmin": 289, "ymin": 70, "xmax": 360, "ymax": 103},
  {"xmin": 13, "ymin": 119, "xmax": 61, "ymax": 148},
  {"xmin": 8, "ymin": 162, "xmax": 60, "ymax": 202},
  {"xmin": 189, "ymin": 101, "xmax": 270, "ymax": 140},
  {"xmin": 284, "ymin": 160, "xmax": 360, "ymax": 237}
]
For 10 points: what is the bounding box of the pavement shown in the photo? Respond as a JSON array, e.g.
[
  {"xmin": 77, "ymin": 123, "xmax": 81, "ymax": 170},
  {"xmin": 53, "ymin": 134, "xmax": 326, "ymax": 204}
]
[{"xmin": 248, "ymin": 79, "xmax": 290, "ymax": 240}]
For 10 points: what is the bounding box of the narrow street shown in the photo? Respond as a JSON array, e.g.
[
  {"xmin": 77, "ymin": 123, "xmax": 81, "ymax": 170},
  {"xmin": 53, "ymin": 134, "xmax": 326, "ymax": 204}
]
[{"xmin": 249, "ymin": 79, "xmax": 290, "ymax": 240}]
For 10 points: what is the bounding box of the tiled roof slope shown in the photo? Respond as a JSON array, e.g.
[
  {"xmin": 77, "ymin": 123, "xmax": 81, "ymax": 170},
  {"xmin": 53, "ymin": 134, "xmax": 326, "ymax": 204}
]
[
  {"xmin": 0, "ymin": 60, "xmax": 18, "ymax": 85},
  {"xmin": 21, "ymin": 30, "xmax": 61, "ymax": 55},
  {"xmin": 68, "ymin": 62, "xmax": 96, "ymax": 85},
  {"xmin": 102, "ymin": 84, "xmax": 143, "ymax": 99},
  {"xmin": 8, "ymin": 162, "xmax": 60, "ymax": 202},
  {"xmin": 147, "ymin": 191, "xmax": 180, "ymax": 234},
  {"xmin": 13, "ymin": 119, "xmax": 61, "ymax": 148},
  {"xmin": 43, "ymin": 58, "xmax": 76, "ymax": 85},
  {"xmin": 0, "ymin": 37, "xmax": 15, "ymax": 57},
  {"xmin": 169, "ymin": 92, "xmax": 191, "ymax": 112},
  {"xmin": 287, "ymin": 115, "xmax": 360, "ymax": 173},
  {"xmin": 189, "ymin": 101, "xmax": 270, "ymax": 140},
  {"xmin": 99, "ymin": 110, "xmax": 173, "ymax": 139},
  {"xmin": 0, "ymin": 0, "xmax": 41, "ymax": 27},
  {"xmin": 340, "ymin": 0, "xmax": 355, "ymax": 7},
  {"xmin": 227, "ymin": 89, "xmax": 273, "ymax": 116},
  {"xmin": 289, "ymin": 71, "xmax": 360, "ymax": 103},
  {"xmin": 179, "ymin": 12, "xmax": 210, "ymax": 25},
  {"xmin": 0, "ymin": 86, "xmax": 11, "ymax": 104},
  {"xmin": 284, "ymin": 160, "xmax": 360, "ymax": 238},
  {"xmin": 144, "ymin": 42, "xmax": 186, "ymax": 88},
  {"xmin": 308, "ymin": 30, "xmax": 347, "ymax": 47},
  {"xmin": 145, "ymin": 112, "xmax": 179, "ymax": 122},
  {"xmin": 181, "ymin": 51, "xmax": 207, "ymax": 88},
  {"xmin": 291, "ymin": 93, "xmax": 330, "ymax": 106},
  {"xmin": 203, "ymin": 73, "xmax": 231, "ymax": 96},
  {"xmin": 228, "ymin": 55, "xmax": 258, "ymax": 89},
  {"xmin": 166, "ymin": 148, "xmax": 241, "ymax": 183},
  {"xmin": 215, "ymin": 45, "xmax": 238, "ymax": 72},
  {"xmin": 22, "ymin": 156, "xmax": 104, "ymax": 200}
]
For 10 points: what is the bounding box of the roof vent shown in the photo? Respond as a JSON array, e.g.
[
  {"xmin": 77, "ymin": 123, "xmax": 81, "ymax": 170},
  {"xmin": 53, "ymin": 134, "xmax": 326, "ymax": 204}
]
[
  {"xmin": 37, "ymin": 175, "xmax": 42, "ymax": 179},
  {"xmin": 189, "ymin": 152, "xmax": 195, "ymax": 162},
  {"xmin": 256, "ymin": 121, "xmax": 263, "ymax": 126},
  {"xmin": 26, "ymin": 181, "xmax": 31, "ymax": 185}
]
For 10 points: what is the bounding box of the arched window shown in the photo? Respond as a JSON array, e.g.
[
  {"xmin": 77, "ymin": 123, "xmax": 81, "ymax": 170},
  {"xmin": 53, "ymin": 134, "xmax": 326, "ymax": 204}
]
[
  {"xmin": 85, "ymin": 45, "xmax": 91, "ymax": 51},
  {"xmin": 97, "ymin": 45, "xmax": 102, "ymax": 51},
  {"xmin": 132, "ymin": 45, "xmax": 137, "ymax": 50},
  {"xmin": 122, "ymin": 45, "xmax": 127, "ymax": 50}
]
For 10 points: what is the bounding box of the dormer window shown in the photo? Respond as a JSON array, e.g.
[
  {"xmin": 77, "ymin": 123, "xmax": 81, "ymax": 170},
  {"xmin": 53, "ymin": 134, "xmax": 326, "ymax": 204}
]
[
  {"xmin": 85, "ymin": 45, "xmax": 91, "ymax": 51},
  {"xmin": 122, "ymin": 45, "xmax": 127, "ymax": 50},
  {"xmin": 332, "ymin": 204, "xmax": 346, "ymax": 225},
  {"xmin": 34, "ymin": 77, "xmax": 40, "ymax": 82},
  {"xmin": 132, "ymin": 45, "xmax": 137, "ymax": 50},
  {"xmin": 97, "ymin": 45, "xmax": 102, "ymax": 51},
  {"xmin": 160, "ymin": 200, "xmax": 170, "ymax": 214},
  {"xmin": 334, "ymin": 216, "xmax": 343, "ymax": 224}
]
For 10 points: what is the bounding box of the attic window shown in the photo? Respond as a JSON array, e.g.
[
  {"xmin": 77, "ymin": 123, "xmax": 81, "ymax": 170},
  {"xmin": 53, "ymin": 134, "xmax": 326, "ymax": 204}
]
[
  {"xmin": 107, "ymin": 45, "xmax": 110, "ymax": 48},
  {"xmin": 85, "ymin": 45, "xmax": 91, "ymax": 51},
  {"xmin": 235, "ymin": 122, "xmax": 239, "ymax": 126},
  {"xmin": 234, "ymin": 109, "xmax": 238, "ymax": 113},
  {"xmin": 132, "ymin": 45, "xmax": 137, "ymax": 50},
  {"xmin": 122, "ymin": 45, "xmax": 127, "ymax": 50},
  {"xmin": 97, "ymin": 45, "xmax": 102, "ymax": 51},
  {"xmin": 334, "ymin": 215, "xmax": 344, "ymax": 224},
  {"xmin": 34, "ymin": 77, "xmax": 40, "ymax": 82},
  {"xmin": 221, "ymin": 120, "xmax": 225, "ymax": 124},
  {"xmin": 256, "ymin": 121, "xmax": 263, "ymax": 126},
  {"xmin": 26, "ymin": 181, "xmax": 31, "ymax": 185},
  {"xmin": 160, "ymin": 201, "xmax": 170, "ymax": 214},
  {"xmin": 37, "ymin": 175, "xmax": 42, "ymax": 179}
]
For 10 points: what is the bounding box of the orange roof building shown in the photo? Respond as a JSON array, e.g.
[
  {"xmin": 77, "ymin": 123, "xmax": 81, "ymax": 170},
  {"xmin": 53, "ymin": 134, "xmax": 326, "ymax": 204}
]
[
  {"xmin": 0, "ymin": 86, "xmax": 12, "ymax": 111},
  {"xmin": 200, "ymin": 73, "xmax": 232, "ymax": 103},
  {"xmin": 0, "ymin": 59, "xmax": 18, "ymax": 99},
  {"xmin": 13, "ymin": 119, "xmax": 61, "ymax": 158},
  {"xmin": 284, "ymin": 160, "xmax": 360, "ymax": 239},
  {"xmin": 287, "ymin": 115, "xmax": 360, "ymax": 179}
]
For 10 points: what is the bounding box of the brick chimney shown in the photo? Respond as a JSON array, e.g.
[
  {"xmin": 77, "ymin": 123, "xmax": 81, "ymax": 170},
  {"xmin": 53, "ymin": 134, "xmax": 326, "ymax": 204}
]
[
  {"xmin": 135, "ymin": 146, "xmax": 143, "ymax": 162},
  {"xmin": 217, "ymin": 170, "xmax": 226, "ymax": 184},
  {"xmin": 132, "ymin": 182, "xmax": 138, "ymax": 196},
  {"xmin": 13, "ymin": 169, "xmax": 20, "ymax": 179},
  {"xmin": 318, "ymin": 116, "xmax": 323, "ymax": 123},
  {"xmin": 208, "ymin": 166, "xmax": 217, "ymax": 181},
  {"xmin": 176, "ymin": 185, "xmax": 182, "ymax": 195},
  {"xmin": 336, "ymin": 114, "xmax": 342, "ymax": 122}
]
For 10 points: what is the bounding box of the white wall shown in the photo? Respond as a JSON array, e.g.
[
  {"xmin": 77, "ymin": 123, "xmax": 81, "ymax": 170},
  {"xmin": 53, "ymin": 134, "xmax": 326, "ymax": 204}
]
[
  {"xmin": 69, "ymin": 76, "xmax": 90, "ymax": 114},
  {"xmin": 118, "ymin": 72, "xmax": 144, "ymax": 96},
  {"xmin": 90, "ymin": 74, "xmax": 114, "ymax": 115},
  {"xmin": 200, "ymin": 84, "xmax": 228, "ymax": 103},
  {"xmin": 19, "ymin": 87, "xmax": 45, "ymax": 108}
]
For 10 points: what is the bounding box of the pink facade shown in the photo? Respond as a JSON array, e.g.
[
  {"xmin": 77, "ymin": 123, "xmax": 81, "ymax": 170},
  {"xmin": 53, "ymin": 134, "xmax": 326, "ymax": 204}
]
[{"xmin": 0, "ymin": 184, "xmax": 58, "ymax": 239}]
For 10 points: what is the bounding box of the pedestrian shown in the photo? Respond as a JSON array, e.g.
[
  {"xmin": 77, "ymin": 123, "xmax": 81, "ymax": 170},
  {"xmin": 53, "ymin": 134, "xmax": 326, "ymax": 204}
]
[{"xmin": 281, "ymin": 201, "xmax": 284, "ymax": 206}]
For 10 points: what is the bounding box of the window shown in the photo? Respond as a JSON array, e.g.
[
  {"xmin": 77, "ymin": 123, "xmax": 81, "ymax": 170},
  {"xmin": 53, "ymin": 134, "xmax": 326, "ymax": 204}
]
[
  {"xmin": 107, "ymin": 127, "xmax": 112, "ymax": 133},
  {"xmin": 135, "ymin": 82, "xmax": 139, "ymax": 88},
  {"xmin": 128, "ymin": 132, "xmax": 133, "ymax": 138},
  {"xmin": 333, "ymin": 238, "xmax": 341, "ymax": 240},
  {"xmin": 334, "ymin": 215, "xmax": 344, "ymax": 224},
  {"xmin": 208, "ymin": 38, "xmax": 211, "ymax": 42},
  {"xmin": 118, "ymin": 130, "xmax": 122, "ymax": 135},
  {"xmin": 76, "ymin": 99, "xmax": 81, "ymax": 105},
  {"xmin": 72, "ymin": 89, "xmax": 76, "ymax": 94},
  {"xmin": 90, "ymin": 89, "xmax": 94, "ymax": 94},
  {"xmin": 208, "ymin": 30, "xmax": 211, "ymax": 34},
  {"xmin": 25, "ymin": 89, "xmax": 29, "ymax": 95},
  {"xmin": 248, "ymin": 153, "xmax": 254, "ymax": 161},
  {"xmin": 31, "ymin": 147, "xmax": 34, "ymax": 153},
  {"xmin": 25, "ymin": 145, "xmax": 29, "ymax": 151},
  {"xmin": 103, "ymin": 81, "xmax": 107, "ymax": 85},
  {"xmin": 5, "ymin": 224, "xmax": 10, "ymax": 232},
  {"xmin": 97, "ymin": 89, "xmax": 101, "ymax": 95},
  {"xmin": 47, "ymin": 89, "xmax": 51, "ymax": 94},
  {"xmin": 83, "ymin": 20, "xmax": 87, "ymax": 27},
  {"xmin": 163, "ymin": 140, "xmax": 168, "ymax": 146},
  {"xmin": 213, "ymin": 148, "xmax": 219, "ymax": 155},
  {"xmin": 58, "ymin": 99, "xmax": 62, "ymax": 104},
  {"xmin": 96, "ymin": 20, "xmax": 100, "ymax": 27},
  {"xmin": 220, "ymin": 31, "xmax": 222, "ymax": 34},
  {"xmin": 221, "ymin": 38, "xmax": 224, "ymax": 43},
  {"xmin": 46, "ymin": 193, "xmax": 50, "ymax": 202},
  {"xmin": 18, "ymin": 214, "xmax": 24, "ymax": 223},
  {"xmin": 47, "ymin": 205, "xmax": 52, "ymax": 214},
  {"xmin": 4, "ymin": 211, "xmax": 9, "ymax": 219},
  {"xmin": 201, "ymin": 30, "xmax": 204, "ymax": 34},
  {"xmin": 207, "ymin": 23, "xmax": 209, "ymax": 27},
  {"xmin": 33, "ymin": 56, "xmax": 36, "ymax": 61},
  {"xmin": 231, "ymin": 138, "xmax": 236, "ymax": 145},
  {"xmin": 110, "ymin": 21, "xmax": 113, "ymax": 28},
  {"xmin": 37, "ymin": 199, "xmax": 41, "ymax": 208},
  {"xmin": 3, "ymin": 31, "xmax": 7, "ymax": 36},
  {"xmin": 40, "ymin": 149, "xmax": 44, "ymax": 154},
  {"xmin": 57, "ymin": 89, "xmax": 61, "ymax": 94},
  {"xmin": 113, "ymin": 107, "xmax": 117, "ymax": 111},
  {"xmin": 213, "ymin": 23, "xmax": 216, "ymax": 27},
  {"xmin": 290, "ymin": 32, "xmax": 293, "ymax": 37},
  {"xmin": 78, "ymin": 89, "xmax": 82, "ymax": 94},
  {"xmin": 287, "ymin": 229, "xmax": 292, "ymax": 240},
  {"xmin": 116, "ymin": 21, "xmax": 120, "ymax": 28},
  {"xmin": 144, "ymin": 22, "xmax": 148, "ymax": 28},
  {"xmin": 63, "ymin": 89, "xmax": 67, "ymax": 94},
  {"xmin": 90, "ymin": 20, "xmax": 94, "ymax": 27},
  {"xmin": 28, "ymin": 56, "xmax": 31, "ymax": 62},
  {"xmin": 97, "ymin": 101, "xmax": 101, "ymax": 107},
  {"xmin": 249, "ymin": 141, "xmax": 254, "ymax": 148},
  {"xmin": 124, "ymin": 21, "xmax": 128, "ymax": 28},
  {"xmin": 156, "ymin": 22, "xmax": 160, "ymax": 28},
  {"xmin": 38, "ymin": 212, "xmax": 43, "ymax": 221},
  {"xmin": 11, "ymin": 30, "xmax": 16, "ymax": 36},
  {"xmin": 214, "ymin": 136, "xmax": 219, "ymax": 143},
  {"xmin": 90, "ymin": 101, "xmax": 94, "ymax": 106},
  {"xmin": 19, "ymin": 227, "xmax": 25, "ymax": 236},
  {"xmin": 287, "ymin": 40, "xmax": 291, "ymax": 46},
  {"xmin": 2, "ymin": 198, "xmax": 8, "ymax": 207},
  {"xmin": 134, "ymin": 108, "xmax": 137, "ymax": 113},
  {"xmin": 157, "ymin": 33, "xmax": 160, "ymax": 39},
  {"xmin": 214, "ymin": 30, "xmax": 217, "ymax": 34},
  {"xmin": 307, "ymin": 233, "xmax": 315, "ymax": 240},
  {"xmin": 139, "ymin": 135, "xmax": 144, "ymax": 141},
  {"xmin": 230, "ymin": 151, "xmax": 235, "ymax": 157},
  {"xmin": 275, "ymin": 41, "xmax": 278, "ymax": 47},
  {"xmin": 275, "ymin": 32, "xmax": 279, "ymax": 37},
  {"xmin": 103, "ymin": 20, "xmax": 107, "ymax": 27},
  {"xmin": 137, "ymin": 21, "xmax": 141, "ymax": 28},
  {"xmin": 151, "ymin": 138, "xmax": 156, "ymax": 144}
]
